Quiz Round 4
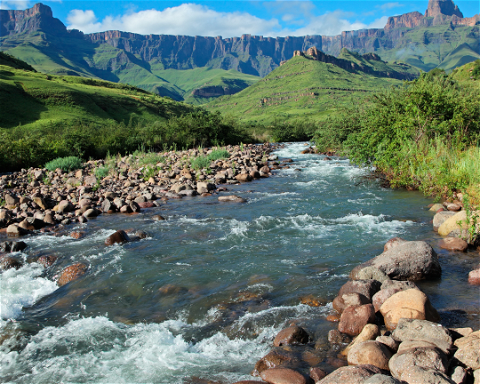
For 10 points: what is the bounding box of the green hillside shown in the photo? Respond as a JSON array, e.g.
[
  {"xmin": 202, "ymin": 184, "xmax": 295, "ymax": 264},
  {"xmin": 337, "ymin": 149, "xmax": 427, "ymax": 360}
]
[
  {"xmin": 376, "ymin": 24, "xmax": 480, "ymax": 72},
  {"xmin": 0, "ymin": 51, "xmax": 194, "ymax": 129},
  {"xmin": 0, "ymin": 32, "xmax": 259, "ymax": 103},
  {"xmin": 206, "ymin": 52, "xmax": 419, "ymax": 123}
]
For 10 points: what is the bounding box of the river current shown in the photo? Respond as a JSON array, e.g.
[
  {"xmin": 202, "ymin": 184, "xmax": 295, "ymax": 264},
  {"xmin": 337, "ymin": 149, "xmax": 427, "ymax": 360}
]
[{"xmin": 1, "ymin": 143, "xmax": 478, "ymax": 383}]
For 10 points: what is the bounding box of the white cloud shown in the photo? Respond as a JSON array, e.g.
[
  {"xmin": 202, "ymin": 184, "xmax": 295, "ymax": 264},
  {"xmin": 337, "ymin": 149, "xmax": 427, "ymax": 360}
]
[
  {"xmin": 378, "ymin": 2, "xmax": 404, "ymax": 11},
  {"xmin": 66, "ymin": 3, "xmax": 391, "ymax": 38},
  {"xmin": 67, "ymin": 4, "xmax": 281, "ymax": 37},
  {"xmin": 0, "ymin": 1, "xmax": 32, "ymax": 10}
]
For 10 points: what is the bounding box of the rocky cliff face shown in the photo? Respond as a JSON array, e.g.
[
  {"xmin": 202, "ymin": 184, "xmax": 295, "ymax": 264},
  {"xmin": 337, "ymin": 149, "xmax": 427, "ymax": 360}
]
[
  {"xmin": 1, "ymin": 1, "xmax": 478, "ymax": 77},
  {"xmin": 425, "ymin": 0, "xmax": 463, "ymax": 18}
]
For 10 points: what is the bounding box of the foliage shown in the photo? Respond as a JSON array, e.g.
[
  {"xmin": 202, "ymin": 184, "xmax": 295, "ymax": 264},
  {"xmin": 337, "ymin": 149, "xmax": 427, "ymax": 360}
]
[
  {"xmin": 95, "ymin": 166, "xmax": 111, "ymax": 179},
  {"xmin": 44, "ymin": 156, "xmax": 82, "ymax": 172},
  {"xmin": 207, "ymin": 149, "xmax": 230, "ymax": 161},
  {"xmin": 269, "ymin": 118, "xmax": 317, "ymax": 142},
  {"xmin": 313, "ymin": 64, "xmax": 480, "ymax": 202},
  {"xmin": 191, "ymin": 156, "xmax": 211, "ymax": 170}
]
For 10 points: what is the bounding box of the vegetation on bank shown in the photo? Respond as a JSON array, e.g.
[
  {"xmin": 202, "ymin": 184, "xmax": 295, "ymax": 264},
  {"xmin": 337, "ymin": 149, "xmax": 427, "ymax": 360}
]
[{"xmin": 313, "ymin": 60, "xmax": 480, "ymax": 204}]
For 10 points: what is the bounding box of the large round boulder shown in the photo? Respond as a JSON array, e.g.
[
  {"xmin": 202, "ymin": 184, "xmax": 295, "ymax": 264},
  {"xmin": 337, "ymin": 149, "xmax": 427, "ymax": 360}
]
[
  {"xmin": 260, "ymin": 368, "xmax": 313, "ymax": 384},
  {"xmin": 273, "ymin": 325, "xmax": 309, "ymax": 347},
  {"xmin": 379, "ymin": 290, "xmax": 440, "ymax": 330},
  {"xmin": 57, "ymin": 263, "xmax": 88, "ymax": 286},
  {"xmin": 347, "ymin": 340, "xmax": 393, "ymax": 370},
  {"xmin": 351, "ymin": 241, "xmax": 441, "ymax": 281},
  {"xmin": 338, "ymin": 304, "xmax": 376, "ymax": 336}
]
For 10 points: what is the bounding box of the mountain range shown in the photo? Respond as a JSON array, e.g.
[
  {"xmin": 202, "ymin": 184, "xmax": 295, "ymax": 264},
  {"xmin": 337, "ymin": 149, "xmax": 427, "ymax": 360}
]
[{"xmin": 1, "ymin": 0, "xmax": 479, "ymax": 103}]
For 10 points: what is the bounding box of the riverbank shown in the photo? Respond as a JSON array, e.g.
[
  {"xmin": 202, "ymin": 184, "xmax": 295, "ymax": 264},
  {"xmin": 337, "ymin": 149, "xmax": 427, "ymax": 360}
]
[{"xmin": 0, "ymin": 142, "xmax": 479, "ymax": 383}]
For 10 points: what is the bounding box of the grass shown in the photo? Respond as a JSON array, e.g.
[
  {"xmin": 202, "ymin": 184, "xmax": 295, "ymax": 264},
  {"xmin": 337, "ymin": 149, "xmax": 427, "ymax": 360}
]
[
  {"xmin": 45, "ymin": 156, "xmax": 82, "ymax": 172},
  {"xmin": 206, "ymin": 53, "xmax": 417, "ymax": 124}
]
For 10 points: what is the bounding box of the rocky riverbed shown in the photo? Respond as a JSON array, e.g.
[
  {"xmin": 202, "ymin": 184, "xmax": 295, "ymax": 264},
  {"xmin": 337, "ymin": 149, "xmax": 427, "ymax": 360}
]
[{"xmin": 0, "ymin": 142, "xmax": 479, "ymax": 384}]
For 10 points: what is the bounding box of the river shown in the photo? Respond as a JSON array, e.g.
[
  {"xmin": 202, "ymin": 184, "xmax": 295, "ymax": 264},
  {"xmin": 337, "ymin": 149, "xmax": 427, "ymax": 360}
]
[{"xmin": 1, "ymin": 143, "xmax": 478, "ymax": 383}]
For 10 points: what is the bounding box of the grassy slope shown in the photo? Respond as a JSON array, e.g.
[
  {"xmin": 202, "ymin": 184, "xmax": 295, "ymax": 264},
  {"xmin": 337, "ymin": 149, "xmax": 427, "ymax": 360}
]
[
  {"xmin": 0, "ymin": 56, "xmax": 195, "ymax": 129},
  {"xmin": 0, "ymin": 34, "xmax": 259, "ymax": 104},
  {"xmin": 376, "ymin": 25, "xmax": 480, "ymax": 72},
  {"xmin": 205, "ymin": 55, "xmax": 412, "ymax": 123}
]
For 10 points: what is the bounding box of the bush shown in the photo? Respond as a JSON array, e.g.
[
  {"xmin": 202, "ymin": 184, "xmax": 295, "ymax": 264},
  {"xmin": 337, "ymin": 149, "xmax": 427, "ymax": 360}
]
[
  {"xmin": 45, "ymin": 156, "xmax": 82, "ymax": 172},
  {"xmin": 95, "ymin": 166, "xmax": 110, "ymax": 179},
  {"xmin": 207, "ymin": 149, "xmax": 230, "ymax": 161},
  {"xmin": 191, "ymin": 156, "xmax": 211, "ymax": 170}
]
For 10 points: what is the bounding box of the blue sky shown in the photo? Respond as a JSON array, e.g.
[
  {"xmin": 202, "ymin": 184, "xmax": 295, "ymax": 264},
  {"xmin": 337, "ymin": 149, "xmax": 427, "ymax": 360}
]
[{"xmin": 2, "ymin": 0, "xmax": 479, "ymax": 37}]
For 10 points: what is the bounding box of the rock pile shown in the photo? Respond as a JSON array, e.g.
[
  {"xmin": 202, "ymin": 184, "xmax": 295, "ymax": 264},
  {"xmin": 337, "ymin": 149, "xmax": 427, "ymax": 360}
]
[
  {"xmin": 0, "ymin": 144, "xmax": 284, "ymax": 236},
  {"xmin": 233, "ymin": 238, "xmax": 480, "ymax": 384}
]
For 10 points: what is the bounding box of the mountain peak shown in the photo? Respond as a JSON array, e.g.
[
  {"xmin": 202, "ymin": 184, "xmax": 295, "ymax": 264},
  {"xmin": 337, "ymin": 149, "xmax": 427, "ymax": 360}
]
[{"xmin": 425, "ymin": 0, "xmax": 463, "ymax": 18}]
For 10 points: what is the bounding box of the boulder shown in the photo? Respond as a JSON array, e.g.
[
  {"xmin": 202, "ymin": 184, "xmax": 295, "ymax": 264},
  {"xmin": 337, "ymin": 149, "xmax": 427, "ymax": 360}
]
[
  {"xmin": 347, "ymin": 341, "xmax": 393, "ymax": 370},
  {"xmin": 454, "ymin": 331, "xmax": 480, "ymax": 370},
  {"xmin": 235, "ymin": 173, "xmax": 253, "ymax": 182},
  {"xmin": 253, "ymin": 349, "xmax": 302, "ymax": 376},
  {"xmin": 438, "ymin": 210, "xmax": 479, "ymax": 241},
  {"xmin": 4, "ymin": 194, "xmax": 19, "ymax": 207},
  {"xmin": 372, "ymin": 282, "xmax": 419, "ymax": 312},
  {"xmin": 55, "ymin": 200, "xmax": 74, "ymax": 214},
  {"xmin": 429, "ymin": 203, "xmax": 445, "ymax": 212},
  {"xmin": 395, "ymin": 366, "xmax": 455, "ymax": 384},
  {"xmin": 380, "ymin": 290, "xmax": 440, "ymax": 330},
  {"xmin": 218, "ymin": 195, "xmax": 246, "ymax": 203},
  {"xmin": 37, "ymin": 255, "xmax": 57, "ymax": 267},
  {"xmin": 341, "ymin": 324, "xmax": 379, "ymax": 356},
  {"xmin": 376, "ymin": 336, "xmax": 399, "ymax": 352},
  {"xmin": 439, "ymin": 237, "xmax": 468, "ymax": 252},
  {"xmin": 389, "ymin": 346, "xmax": 449, "ymax": 379},
  {"xmin": 338, "ymin": 304, "xmax": 376, "ymax": 336},
  {"xmin": 196, "ymin": 182, "xmax": 216, "ymax": 194},
  {"xmin": 260, "ymin": 368, "xmax": 312, "ymax": 384},
  {"xmin": 105, "ymin": 230, "xmax": 130, "ymax": 246},
  {"xmin": 338, "ymin": 279, "xmax": 381, "ymax": 301},
  {"xmin": 0, "ymin": 241, "xmax": 27, "ymax": 253},
  {"xmin": 327, "ymin": 329, "xmax": 351, "ymax": 345},
  {"xmin": 32, "ymin": 196, "xmax": 47, "ymax": 210},
  {"xmin": 350, "ymin": 241, "xmax": 441, "ymax": 281},
  {"xmin": 468, "ymin": 269, "xmax": 480, "ymax": 285},
  {"xmin": 391, "ymin": 319, "xmax": 452, "ymax": 354},
  {"xmin": 446, "ymin": 203, "xmax": 462, "ymax": 212},
  {"xmin": 433, "ymin": 211, "xmax": 456, "ymax": 231},
  {"xmin": 57, "ymin": 263, "xmax": 87, "ymax": 286},
  {"xmin": 273, "ymin": 325, "xmax": 309, "ymax": 347},
  {"xmin": 317, "ymin": 365, "xmax": 383, "ymax": 384},
  {"xmin": 333, "ymin": 293, "xmax": 371, "ymax": 314},
  {"xmin": 6, "ymin": 224, "xmax": 29, "ymax": 237},
  {"xmin": 0, "ymin": 256, "xmax": 22, "ymax": 270}
]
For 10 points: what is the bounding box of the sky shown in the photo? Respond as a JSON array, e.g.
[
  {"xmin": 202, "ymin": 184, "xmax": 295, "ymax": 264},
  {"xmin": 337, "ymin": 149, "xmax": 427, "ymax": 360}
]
[{"xmin": 1, "ymin": 0, "xmax": 479, "ymax": 37}]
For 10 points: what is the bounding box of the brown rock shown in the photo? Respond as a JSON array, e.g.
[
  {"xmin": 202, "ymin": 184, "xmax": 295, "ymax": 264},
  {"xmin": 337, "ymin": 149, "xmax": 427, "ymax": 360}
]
[
  {"xmin": 299, "ymin": 295, "xmax": 324, "ymax": 307},
  {"xmin": 152, "ymin": 215, "xmax": 166, "ymax": 221},
  {"xmin": 0, "ymin": 256, "xmax": 22, "ymax": 270},
  {"xmin": 253, "ymin": 349, "xmax": 302, "ymax": 376},
  {"xmin": 347, "ymin": 341, "xmax": 393, "ymax": 370},
  {"xmin": 317, "ymin": 365, "xmax": 383, "ymax": 384},
  {"xmin": 392, "ymin": 319, "xmax": 453, "ymax": 354},
  {"xmin": 338, "ymin": 280, "xmax": 380, "ymax": 301},
  {"xmin": 350, "ymin": 241, "xmax": 441, "ymax": 281},
  {"xmin": 375, "ymin": 336, "xmax": 399, "ymax": 352},
  {"xmin": 260, "ymin": 368, "xmax": 312, "ymax": 384},
  {"xmin": 454, "ymin": 331, "xmax": 480, "ymax": 370},
  {"xmin": 104, "ymin": 230, "xmax": 130, "ymax": 246},
  {"xmin": 326, "ymin": 313, "xmax": 340, "ymax": 322},
  {"xmin": 57, "ymin": 263, "xmax": 87, "ymax": 286},
  {"xmin": 273, "ymin": 325, "xmax": 309, "ymax": 347},
  {"xmin": 37, "ymin": 255, "xmax": 57, "ymax": 267},
  {"xmin": 439, "ymin": 237, "xmax": 468, "ymax": 252},
  {"xmin": 341, "ymin": 324, "xmax": 379, "ymax": 356},
  {"xmin": 380, "ymin": 290, "xmax": 440, "ymax": 330},
  {"xmin": 338, "ymin": 304, "xmax": 376, "ymax": 336},
  {"xmin": 372, "ymin": 283, "xmax": 419, "ymax": 312},
  {"xmin": 468, "ymin": 269, "xmax": 480, "ymax": 285},
  {"xmin": 70, "ymin": 231, "xmax": 86, "ymax": 239},
  {"xmin": 218, "ymin": 195, "xmax": 246, "ymax": 203},
  {"xmin": 235, "ymin": 173, "xmax": 253, "ymax": 182},
  {"xmin": 6, "ymin": 224, "xmax": 29, "ymax": 237},
  {"xmin": 309, "ymin": 367, "xmax": 327, "ymax": 382},
  {"xmin": 333, "ymin": 293, "xmax": 370, "ymax": 314}
]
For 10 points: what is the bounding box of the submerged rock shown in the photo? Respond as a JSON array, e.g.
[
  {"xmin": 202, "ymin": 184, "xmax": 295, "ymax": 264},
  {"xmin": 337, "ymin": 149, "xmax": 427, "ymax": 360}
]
[
  {"xmin": 57, "ymin": 263, "xmax": 88, "ymax": 286},
  {"xmin": 105, "ymin": 230, "xmax": 130, "ymax": 246}
]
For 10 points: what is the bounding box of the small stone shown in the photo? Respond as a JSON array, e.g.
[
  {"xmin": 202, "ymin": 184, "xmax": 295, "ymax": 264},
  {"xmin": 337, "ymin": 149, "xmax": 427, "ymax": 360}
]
[
  {"xmin": 273, "ymin": 325, "xmax": 309, "ymax": 347},
  {"xmin": 37, "ymin": 255, "xmax": 57, "ymax": 267},
  {"xmin": 468, "ymin": 269, "xmax": 480, "ymax": 285},
  {"xmin": 105, "ymin": 230, "xmax": 130, "ymax": 246}
]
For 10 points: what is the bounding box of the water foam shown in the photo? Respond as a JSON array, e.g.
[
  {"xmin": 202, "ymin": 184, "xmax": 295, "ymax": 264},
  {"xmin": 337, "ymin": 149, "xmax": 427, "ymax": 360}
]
[{"xmin": 0, "ymin": 263, "xmax": 58, "ymax": 321}]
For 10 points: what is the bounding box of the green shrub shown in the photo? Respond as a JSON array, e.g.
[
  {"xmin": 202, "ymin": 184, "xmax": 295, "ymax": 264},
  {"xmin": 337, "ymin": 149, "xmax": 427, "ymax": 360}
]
[
  {"xmin": 191, "ymin": 156, "xmax": 210, "ymax": 170},
  {"xmin": 95, "ymin": 166, "xmax": 110, "ymax": 179},
  {"xmin": 207, "ymin": 149, "xmax": 230, "ymax": 161},
  {"xmin": 45, "ymin": 156, "xmax": 82, "ymax": 172}
]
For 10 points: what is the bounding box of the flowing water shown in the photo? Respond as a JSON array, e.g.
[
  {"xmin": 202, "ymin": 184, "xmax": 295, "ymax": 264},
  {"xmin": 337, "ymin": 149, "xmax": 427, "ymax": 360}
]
[{"xmin": 1, "ymin": 143, "xmax": 479, "ymax": 383}]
